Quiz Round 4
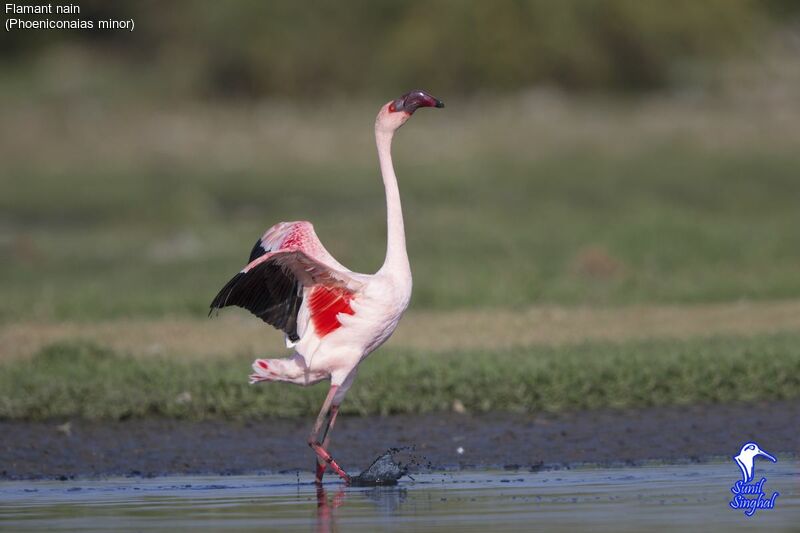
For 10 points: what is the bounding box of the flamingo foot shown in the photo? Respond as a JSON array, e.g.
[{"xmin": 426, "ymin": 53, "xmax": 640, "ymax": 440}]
[
  {"xmin": 311, "ymin": 443, "xmax": 350, "ymax": 484},
  {"xmin": 249, "ymin": 359, "xmax": 279, "ymax": 383}
]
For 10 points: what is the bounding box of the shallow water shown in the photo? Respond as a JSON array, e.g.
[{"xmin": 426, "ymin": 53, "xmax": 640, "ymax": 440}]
[{"xmin": 1, "ymin": 461, "xmax": 797, "ymax": 532}]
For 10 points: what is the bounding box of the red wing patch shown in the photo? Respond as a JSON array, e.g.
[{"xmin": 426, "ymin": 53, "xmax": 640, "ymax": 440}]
[
  {"xmin": 308, "ymin": 285, "xmax": 355, "ymax": 337},
  {"xmin": 279, "ymin": 227, "xmax": 304, "ymax": 250}
]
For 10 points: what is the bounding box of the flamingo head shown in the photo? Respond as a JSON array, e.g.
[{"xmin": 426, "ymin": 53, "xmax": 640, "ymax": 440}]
[{"xmin": 377, "ymin": 89, "xmax": 444, "ymax": 133}]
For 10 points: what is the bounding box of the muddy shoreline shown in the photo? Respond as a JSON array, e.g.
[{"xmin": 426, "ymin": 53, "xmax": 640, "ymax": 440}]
[{"xmin": 2, "ymin": 402, "xmax": 797, "ymax": 480}]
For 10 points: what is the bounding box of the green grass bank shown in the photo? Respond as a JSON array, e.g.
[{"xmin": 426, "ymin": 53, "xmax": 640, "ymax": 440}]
[{"xmin": 2, "ymin": 333, "xmax": 797, "ymax": 421}]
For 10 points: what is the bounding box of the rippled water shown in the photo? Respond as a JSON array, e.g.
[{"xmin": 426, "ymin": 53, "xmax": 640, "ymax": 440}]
[{"xmin": 1, "ymin": 461, "xmax": 797, "ymax": 531}]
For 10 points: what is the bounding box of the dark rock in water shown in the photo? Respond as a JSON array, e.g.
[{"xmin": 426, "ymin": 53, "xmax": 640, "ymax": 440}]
[{"xmin": 349, "ymin": 450, "xmax": 408, "ymax": 486}]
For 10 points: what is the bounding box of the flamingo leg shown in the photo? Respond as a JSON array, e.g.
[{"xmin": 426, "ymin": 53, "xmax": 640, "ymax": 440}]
[
  {"xmin": 309, "ymin": 385, "xmax": 349, "ymax": 484},
  {"xmin": 315, "ymin": 404, "xmax": 341, "ymax": 482}
]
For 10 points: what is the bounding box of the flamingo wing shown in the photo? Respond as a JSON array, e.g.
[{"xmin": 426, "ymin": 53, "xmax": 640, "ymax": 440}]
[
  {"xmin": 248, "ymin": 221, "xmax": 349, "ymax": 272},
  {"xmin": 209, "ymin": 221, "xmax": 361, "ymax": 342}
]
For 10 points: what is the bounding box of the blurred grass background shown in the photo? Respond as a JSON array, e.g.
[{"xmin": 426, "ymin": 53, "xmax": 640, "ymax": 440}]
[
  {"xmin": 2, "ymin": 0, "xmax": 792, "ymax": 97},
  {"xmin": 2, "ymin": 1, "xmax": 800, "ymax": 417},
  {"xmin": 3, "ymin": 144, "xmax": 800, "ymax": 320}
]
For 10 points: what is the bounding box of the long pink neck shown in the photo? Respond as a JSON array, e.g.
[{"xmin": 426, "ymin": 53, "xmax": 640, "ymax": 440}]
[{"xmin": 375, "ymin": 128, "xmax": 410, "ymax": 276}]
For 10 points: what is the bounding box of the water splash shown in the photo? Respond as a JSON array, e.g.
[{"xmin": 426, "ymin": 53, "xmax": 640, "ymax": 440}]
[{"xmin": 350, "ymin": 448, "xmax": 413, "ymax": 486}]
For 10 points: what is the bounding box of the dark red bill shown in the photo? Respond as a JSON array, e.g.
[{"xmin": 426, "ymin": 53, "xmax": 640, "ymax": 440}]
[{"xmin": 392, "ymin": 90, "xmax": 444, "ymax": 114}]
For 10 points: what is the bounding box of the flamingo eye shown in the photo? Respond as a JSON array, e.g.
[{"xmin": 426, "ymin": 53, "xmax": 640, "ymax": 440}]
[{"xmin": 746, "ymin": 445, "xmax": 755, "ymax": 450}]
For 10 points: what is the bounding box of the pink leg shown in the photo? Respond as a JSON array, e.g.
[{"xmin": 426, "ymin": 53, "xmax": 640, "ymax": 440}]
[
  {"xmin": 315, "ymin": 405, "xmax": 341, "ymax": 482},
  {"xmin": 309, "ymin": 385, "xmax": 349, "ymax": 484}
]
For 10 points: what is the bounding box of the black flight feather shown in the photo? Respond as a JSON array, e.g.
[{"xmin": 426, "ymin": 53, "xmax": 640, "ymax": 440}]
[{"xmin": 209, "ymin": 257, "xmax": 302, "ymax": 342}]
